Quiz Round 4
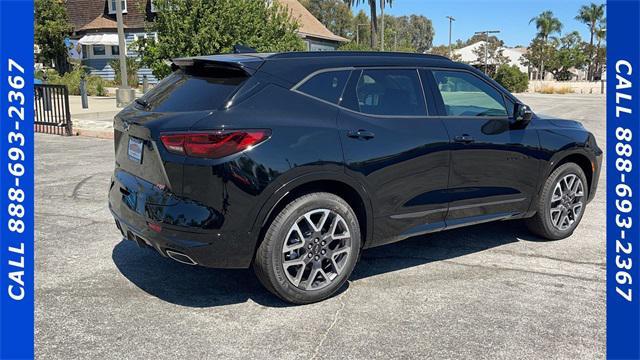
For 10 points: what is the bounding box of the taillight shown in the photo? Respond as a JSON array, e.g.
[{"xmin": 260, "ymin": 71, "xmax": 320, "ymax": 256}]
[{"xmin": 160, "ymin": 130, "xmax": 271, "ymax": 159}]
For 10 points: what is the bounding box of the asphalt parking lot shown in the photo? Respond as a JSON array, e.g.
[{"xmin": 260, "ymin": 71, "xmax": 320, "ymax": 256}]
[{"xmin": 35, "ymin": 93, "xmax": 606, "ymax": 359}]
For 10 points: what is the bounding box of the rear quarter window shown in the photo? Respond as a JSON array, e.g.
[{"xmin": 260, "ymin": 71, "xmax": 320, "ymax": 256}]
[
  {"xmin": 296, "ymin": 70, "xmax": 350, "ymax": 104},
  {"xmin": 141, "ymin": 66, "xmax": 247, "ymax": 112}
]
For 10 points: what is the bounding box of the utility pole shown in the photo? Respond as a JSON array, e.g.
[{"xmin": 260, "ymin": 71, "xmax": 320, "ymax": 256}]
[
  {"xmin": 115, "ymin": 0, "xmax": 134, "ymax": 107},
  {"xmin": 380, "ymin": 0, "xmax": 385, "ymax": 51},
  {"xmin": 474, "ymin": 30, "xmax": 500, "ymax": 74},
  {"xmin": 446, "ymin": 16, "xmax": 455, "ymax": 58}
]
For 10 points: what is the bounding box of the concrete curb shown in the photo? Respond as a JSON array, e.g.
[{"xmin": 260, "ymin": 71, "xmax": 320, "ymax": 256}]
[{"xmin": 74, "ymin": 128, "xmax": 114, "ymax": 140}]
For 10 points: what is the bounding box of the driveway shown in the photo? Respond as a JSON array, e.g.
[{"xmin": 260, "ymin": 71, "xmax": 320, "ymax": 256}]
[{"xmin": 35, "ymin": 93, "xmax": 606, "ymax": 359}]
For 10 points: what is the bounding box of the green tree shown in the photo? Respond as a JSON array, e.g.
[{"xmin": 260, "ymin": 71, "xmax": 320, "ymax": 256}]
[
  {"xmin": 523, "ymin": 31, "xmax": 588, "ymax": 81},
  {"xmin": 529, "ymin": 10, "xmax": 563, "ymax": 80},
  {"xmin": 352, "ymin": 10, "xmax": 371, "ymax": 47},
  {"xmin": 428, "ymin": 44, "xmax": 461, "ymax": 61},
  {"xmin": 35, "ymin": 0, "xmax": 72, "ymax": 74},
  {"xmin": 494, "ymin": 64, "xmax": 529, "ymax": 93},
  {"xmin": 464, "ymin": 33, "xmax": 502, "ymax": 47},
  {"xmin": 553, "ymin": 31, "xmax": 588, "ymax": 80},
  {"xmin": 593, "ymin": 18, "xmax": 606, "ymax": 80},
  {"xmin": 138, "ymin": 0, "xmax": 304, "ymax": 78},
  {"xmin": 343, "ymin": 0, "xmax": 393, "ymax": 49},
  {"xmin": 472, "ymin": 39, "xmax": 509, "ymax": 76},
  {"xmin": 576, "ymin": 2, "xmax": 605, "ymax": 80},
  {"xmin": 301, "ymin": 0, "xmax": 353, "ymax": 38},
  {"xmin": 397, "ymin": 15, "xmax": 434, "ymax": 53}
]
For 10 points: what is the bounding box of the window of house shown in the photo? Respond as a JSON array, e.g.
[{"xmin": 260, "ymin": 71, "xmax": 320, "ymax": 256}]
[
  {"xmin": 92, "ymin": 45, "xmax": 106, "ymax": 56},
  {"xmin": 108, "ymin": 0, "xmax": 127, "ymax": 14},
  {"xmin": 82, "ymin": 45, "xmax": 89, "ymax": 59},
  {"xmin": 432, "ymin": 70, "xmax": 507, "ymax": 117},
  {"xmin": 296, "ymin": 70, "xmax": 350, "ymax": 104},
  {"xmin": 352, "ymin": 69, "xmax": 427, "ymax": 116},
  {"xmin": 111, "ymin": 45, "xmax": 120, "ymax": 56}
]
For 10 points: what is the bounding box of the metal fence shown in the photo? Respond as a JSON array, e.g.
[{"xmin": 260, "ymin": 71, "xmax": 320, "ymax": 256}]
[{"xmin": 34, "ymin": 84, "xmax": 72, "ymax": 135}]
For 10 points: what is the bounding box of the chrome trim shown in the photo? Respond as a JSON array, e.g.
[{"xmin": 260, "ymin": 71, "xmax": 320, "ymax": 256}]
[
  {"xmin": 291, "ymin": 66, "xmax": 356, "ymax": 91},
  {"xmin": 390, "ymin": 197, "xmax": 526, "ymax": 220},
  {"xmin": 390, "ymin": 208, "xmax": 447, "ymax": 219},
  {"xmin": 290, "ymin": 65, "xmax": 511, "ymax": 119},
  {"xmin": 166, "ymin": 250, "xmax": 197, "ymax": 265},
  {"xmin": 447, "ymin": 197, "xmax": 526, "ymax": 211}
]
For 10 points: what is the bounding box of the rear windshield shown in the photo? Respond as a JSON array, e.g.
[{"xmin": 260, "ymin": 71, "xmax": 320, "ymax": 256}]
[{"xmin": 140, "ymin": 65, "xmax": 247, "ymax": 112}]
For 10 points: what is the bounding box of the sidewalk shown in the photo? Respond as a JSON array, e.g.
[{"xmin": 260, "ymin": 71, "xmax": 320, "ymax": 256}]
[{"xmin": 69, "ymin": 94, "xmax": 139, "ymax": 138}]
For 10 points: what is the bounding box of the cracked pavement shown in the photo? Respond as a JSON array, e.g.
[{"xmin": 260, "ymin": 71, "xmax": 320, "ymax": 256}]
[{"xmin": 35, "ymin": 93, "xmax": 606, "ymax": 359}]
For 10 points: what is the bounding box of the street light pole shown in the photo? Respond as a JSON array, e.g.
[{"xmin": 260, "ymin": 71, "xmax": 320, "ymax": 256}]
[
  {"xmin": 115, "ymin": 0, "xmax": 134, "ymax": 107},
  {"xmin": 474, "ymin": 30, "xmax": 500, "ymax": 74},
  {"xmin": 446, "ymin": 16, "xmax": 455, "ymax": 58},
  {"xmin": 380, "ymin": 0, "xmax": 385, "ymax": 51}
]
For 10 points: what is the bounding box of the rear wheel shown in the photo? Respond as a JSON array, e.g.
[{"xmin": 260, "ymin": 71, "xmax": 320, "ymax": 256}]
[
  {"xmin": 526, "ymin": 163, "xmax": 588, "ymax": 239},
  {"xmin": 254, "ymin": 192, "xmax": 360, "ymax": 304}
]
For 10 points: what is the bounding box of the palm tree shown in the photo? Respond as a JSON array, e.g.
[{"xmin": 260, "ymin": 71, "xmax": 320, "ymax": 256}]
[
  {"xmin": 576, "ymin": 2, "xmax": 606, "ymax": 80},
  {"xmin": 529, "ymin": 10, "xmax": 563, "ymax": 80},
  {"xmin": 344, "ymin": 0, "xmax": 392, "ymax": 50},
  {"xmin": 593, "ymin": 19, "xmax": 606, "ymax": 80}
]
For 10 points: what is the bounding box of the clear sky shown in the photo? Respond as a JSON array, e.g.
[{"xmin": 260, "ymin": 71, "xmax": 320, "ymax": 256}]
[{"xmin": 351, "ymin": 0, "xmax": 606, "ymax": 47}]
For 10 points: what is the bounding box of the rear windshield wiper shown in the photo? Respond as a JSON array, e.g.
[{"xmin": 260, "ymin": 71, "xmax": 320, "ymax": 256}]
[{"xmin": 135, "ymin": 98, "xmax": 149, "ymax": 109}]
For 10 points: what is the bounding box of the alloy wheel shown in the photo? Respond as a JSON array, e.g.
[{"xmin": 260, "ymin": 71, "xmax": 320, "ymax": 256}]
[
  {"xmin": 281, "ymin": 209, "xmax": 352, "ymax": 290},
  {"xmin": 549, "ymin": 174, "xmax": 585, "ymax": 231}
]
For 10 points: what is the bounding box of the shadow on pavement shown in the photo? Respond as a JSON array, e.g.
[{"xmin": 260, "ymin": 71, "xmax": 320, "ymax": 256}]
[{"xmin": 112, "ymin": 219, "xmax": 543, "ymax": 307}]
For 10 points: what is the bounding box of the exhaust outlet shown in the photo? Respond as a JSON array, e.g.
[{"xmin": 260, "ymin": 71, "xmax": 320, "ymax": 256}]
[{"xmin": 166, "ymin": 250, "xmax": 197, "ymax": 265}]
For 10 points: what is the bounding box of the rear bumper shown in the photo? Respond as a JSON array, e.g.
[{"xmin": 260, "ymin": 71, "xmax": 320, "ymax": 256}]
[{"xmin": 108, "ymin": 169, "xmax": 256, "ymax": 268}]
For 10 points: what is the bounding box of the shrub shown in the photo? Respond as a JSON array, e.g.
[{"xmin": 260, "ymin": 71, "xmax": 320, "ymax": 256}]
[
  {"xmin": 86, "ymin": 75, "xmax": 108, "ymax": 96},
  {"xmin": 536, "ymin": 85, "xmax": 574, "ymax": 94},
  {"xmin": 37, "ymin": 65, "xmax": 108, "ymax": 96},
  {"xmin": 538, "ymin": 85, "xmax": 555, "ymax": 94},
  {"xmin": 109, "ymin": 58, "xmax": 140, "ymax": 87},
  {"xmin": 493, "ymin": 65, "xmax": 529, "ymax": 93},
  {"xmin": 555, "ymin": 85, "xmax": 573, "ymax": 94},
  {"xmin": 338, "ymin": 42, "xmax": 375, "ymax": 51}
]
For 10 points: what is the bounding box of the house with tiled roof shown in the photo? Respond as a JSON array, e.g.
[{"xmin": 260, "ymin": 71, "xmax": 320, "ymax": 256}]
[{"xmin": 65, "ymin": 0, "xmax": 347, "ymax": 83}]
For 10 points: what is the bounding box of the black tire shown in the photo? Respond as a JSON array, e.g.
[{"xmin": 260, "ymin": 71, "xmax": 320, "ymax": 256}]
[
  {"xmin": 526, "ymin": 162, "xmax": 589, "ymax": 240},
  {"xmin": 254, "ymin": 192, "xmax": 361, "ymax": 304}
]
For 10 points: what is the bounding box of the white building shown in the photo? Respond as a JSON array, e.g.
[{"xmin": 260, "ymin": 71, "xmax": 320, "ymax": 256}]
[{"xmin": 454, "ymin": 41, "xmax": 528, "ymax": 73}]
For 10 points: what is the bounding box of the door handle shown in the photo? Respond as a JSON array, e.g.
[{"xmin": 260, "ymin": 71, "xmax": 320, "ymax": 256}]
[
  {"xmin": 454, "ymin": 134, "xmax": 475, "ymax": 144},
  {"xmin": 347, "ymin": 129, "xmax": 375, "ymax": 140}
]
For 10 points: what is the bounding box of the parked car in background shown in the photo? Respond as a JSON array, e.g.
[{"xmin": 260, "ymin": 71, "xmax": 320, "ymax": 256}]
[{"xmin": 109, "ymin": 51, "xmax": 602, "ymax": 304}]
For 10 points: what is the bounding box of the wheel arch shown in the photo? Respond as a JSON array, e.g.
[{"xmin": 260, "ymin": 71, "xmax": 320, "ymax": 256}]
[
  {"xmin": 250, "ymin": 173, "xmax": 374, "ymax": 259},
  {"xmin": 549, "ymin": 152, "xmax": 595, "ymax": 193}
]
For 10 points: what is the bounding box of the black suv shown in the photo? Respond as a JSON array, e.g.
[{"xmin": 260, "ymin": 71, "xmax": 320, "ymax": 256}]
[{"xmin": 109, "ymin": 52, "xmax": 602, "ymax": 304}]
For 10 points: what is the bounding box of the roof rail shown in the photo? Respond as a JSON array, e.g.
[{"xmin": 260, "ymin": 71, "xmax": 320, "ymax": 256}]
[{"xmin": 267, "ymin": 51, "xmax": 452, "ymax": 61}]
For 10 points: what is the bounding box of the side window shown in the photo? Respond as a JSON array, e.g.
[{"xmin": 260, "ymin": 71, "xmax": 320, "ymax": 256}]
[
  {"xmin": 296, "ymin": 70, "xmax": 350, "ymax": 104},
  {"xmin": 432, "ymin": 70, "xmax": 507, "ymax": 116},
  {"xmin": 355, "ymin": 69, "xmax": 426, "ymax": 116}
]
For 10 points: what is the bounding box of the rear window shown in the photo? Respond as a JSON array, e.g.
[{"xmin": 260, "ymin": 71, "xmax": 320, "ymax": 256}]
[
  {"xmin": 140, "ymin": 66, "xmax": 247, "ymax": 112},
  {"xmin": 296, "ymin": 70, "xmax": 350, "ymax": 104}
]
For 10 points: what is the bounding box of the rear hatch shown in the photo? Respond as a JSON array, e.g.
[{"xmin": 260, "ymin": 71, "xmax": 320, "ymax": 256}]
[{"xmin": 113, "ymin": 55, "xmax": 263, "ymax": 192}]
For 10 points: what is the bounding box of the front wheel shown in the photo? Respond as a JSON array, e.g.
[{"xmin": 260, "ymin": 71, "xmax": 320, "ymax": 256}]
[
  {"xmin": 253, "ymin": 192, "xmax": 361, "ymax": 304},
  {"xmin": 526, "ymin": 162, "xmax": 589, "ymax": 240}
]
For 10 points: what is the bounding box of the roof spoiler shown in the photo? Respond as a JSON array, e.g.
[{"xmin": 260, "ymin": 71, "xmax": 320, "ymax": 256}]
[{"xmin": 171, "ymin": 53, "xmax": 265, "ymax": 75}]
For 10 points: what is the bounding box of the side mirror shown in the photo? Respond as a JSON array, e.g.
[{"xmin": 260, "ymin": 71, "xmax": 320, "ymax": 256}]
[{"xmin": 514, "ymin": 103, "xmax": 533, "ymax": 123}]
